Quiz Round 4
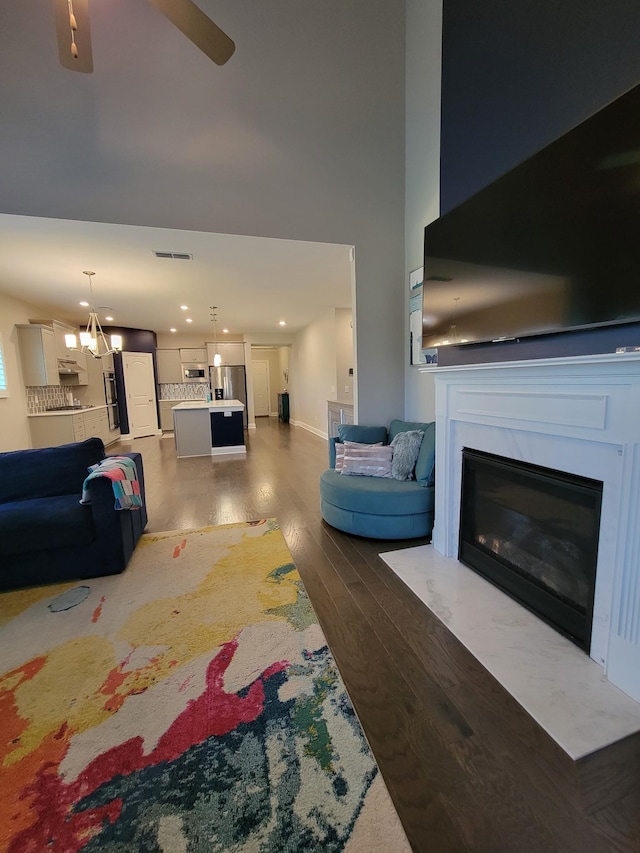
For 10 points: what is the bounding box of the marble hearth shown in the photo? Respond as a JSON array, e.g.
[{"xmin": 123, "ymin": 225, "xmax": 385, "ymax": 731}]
[{"xmin": 383, "ymin": 352, "xmax": 640, "ymax": 759}]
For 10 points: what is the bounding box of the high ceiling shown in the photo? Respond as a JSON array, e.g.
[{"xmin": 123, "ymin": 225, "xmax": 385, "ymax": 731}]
[{"xmin": 0, "ymin": 2, "xmax": 404, "ymax": 341}]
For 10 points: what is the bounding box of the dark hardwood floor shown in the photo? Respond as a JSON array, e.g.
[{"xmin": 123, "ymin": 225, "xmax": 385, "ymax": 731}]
[{"xmin": 116, "ymin": 419, "xmax": 640, "ymax": 853}]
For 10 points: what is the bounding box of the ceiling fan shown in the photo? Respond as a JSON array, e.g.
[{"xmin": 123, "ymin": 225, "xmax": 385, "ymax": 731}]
[{"xmin": 52, "ymin": 0, "xmax": 235, "ymax": 73}]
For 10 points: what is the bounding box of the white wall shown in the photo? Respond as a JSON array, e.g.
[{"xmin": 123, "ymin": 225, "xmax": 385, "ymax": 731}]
[
  {"xmin": 404, "ymin": 0, "xmax": 443, "ymax": 423},
  {"xmin": 0, "ymin": 292, "xmax": 44, "ymax": 451},
  {"xmin": 335, "ymin": 308, "xmax": 354, "ymax": 405},
  {"xmin": 291, "ymin": 310, "xmax": 338, "ymax": 437}
]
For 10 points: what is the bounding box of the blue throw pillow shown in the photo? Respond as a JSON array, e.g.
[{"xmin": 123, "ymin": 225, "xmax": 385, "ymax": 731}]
[{"xmin": 337, "ymin": 424, "xmax": 388, "ymax": 445}]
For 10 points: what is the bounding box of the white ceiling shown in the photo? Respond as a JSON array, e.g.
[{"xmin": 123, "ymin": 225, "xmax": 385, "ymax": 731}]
[
  {"xmin": 0, "ymin": 213, "xmax": 353, "ymax": 339},
  {"xmin": 0, "ymin": 1, "xmax": 404, "ymax": 341}
]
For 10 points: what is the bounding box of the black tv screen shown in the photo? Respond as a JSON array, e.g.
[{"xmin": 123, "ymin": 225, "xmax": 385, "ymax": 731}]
[{"xmin": 422, "ymin": 83, "xmax": 640, "ymax": 351}]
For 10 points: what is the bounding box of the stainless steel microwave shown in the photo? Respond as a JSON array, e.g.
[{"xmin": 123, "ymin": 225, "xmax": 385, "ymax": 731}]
[{"xmin": 183, "ymin": 363, "xmax": 208, "ymax": 382}]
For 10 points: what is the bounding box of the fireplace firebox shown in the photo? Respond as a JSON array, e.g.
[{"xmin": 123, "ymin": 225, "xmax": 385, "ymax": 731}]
[{"xmin": 459, "ymin": 449, "xmax": 602, "ymax": 651}]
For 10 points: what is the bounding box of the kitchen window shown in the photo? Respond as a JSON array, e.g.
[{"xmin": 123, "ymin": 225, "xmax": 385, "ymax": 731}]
[{"xmin": 0, "ymin": 333, "xmax": 8, "ymax": 397}]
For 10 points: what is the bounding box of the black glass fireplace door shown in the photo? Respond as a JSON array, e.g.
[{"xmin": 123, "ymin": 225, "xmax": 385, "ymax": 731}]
[{"xmin": 459, "ymin": 449, "xmax": 602, "ymax": 651}]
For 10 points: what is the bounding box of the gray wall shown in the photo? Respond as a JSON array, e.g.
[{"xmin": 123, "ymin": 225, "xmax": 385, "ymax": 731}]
[{"xmin": 0, "ymin": 1, "xmax": 406, "ymax": 428}]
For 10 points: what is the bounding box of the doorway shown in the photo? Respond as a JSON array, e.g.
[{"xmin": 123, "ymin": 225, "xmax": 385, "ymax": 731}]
[
  {"xmin": 122, "ymin": 351, "xmax": 159, "ymax": 438},
  {"xmin": 252, "ymin": 360, "xmax": 271, "ymax": 417}
]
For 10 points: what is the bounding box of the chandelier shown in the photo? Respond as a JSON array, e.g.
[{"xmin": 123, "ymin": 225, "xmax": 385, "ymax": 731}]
[
  {"xmin": 65, "ymin": 271, "xmax": 122, "ymax": 358},
  {"xmin": 210, "ymin": 305, "xmax": 221, "ymax": 367}
]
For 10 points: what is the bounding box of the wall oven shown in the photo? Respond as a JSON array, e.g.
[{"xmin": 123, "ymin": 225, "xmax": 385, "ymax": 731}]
[
  {"xmin": 103, "ymin": 371, "xmax": 120, "ymax": 430},
  {"xmin": 183, "ymin": 363, "xmax": 209, "ymax": 383}
]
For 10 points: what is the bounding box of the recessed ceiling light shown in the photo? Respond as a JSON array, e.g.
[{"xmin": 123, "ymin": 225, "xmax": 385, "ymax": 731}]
[
  {"xmin": 170, "ymin": 328, "xmax": 177, "ymax": 333},
  {"xmin": 186, "ymin": 318, "xmax": 192, "ymax": 323},
  {"xmin": 279, "ymin": 320, "xmax": 286, "ymax": 326},
  {"xmin": 105, "ymin": 316, "xmax": 114, "ymax": 322},
  {"xmin": 180, "ymin": 305, "xmax": 189, "ymax": 310},
  {"xmin": 80, "ymin": 301, "xmax": 89, "ymax": 307},
  {"xmin": 222, "ymin": 328, "xmax": 229, "ymax": 334}
]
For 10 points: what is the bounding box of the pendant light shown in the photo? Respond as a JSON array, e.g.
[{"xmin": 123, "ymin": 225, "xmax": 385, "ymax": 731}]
[
  {"xmin": 210, "ymin": 305, "xmax": 221, "ymax": 367},
  {"xmin": 65, "ymin": 271, "xmax": 123, "ymax": 358}
]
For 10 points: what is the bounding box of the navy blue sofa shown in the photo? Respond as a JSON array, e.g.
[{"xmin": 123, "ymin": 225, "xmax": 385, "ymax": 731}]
[
  {"xmin": 319, "ymin": 419, "xmax": 435, "ymax": 539},
  {"xmin": 0, "ymin": 437, "xmax": 147, "ymax": 592}
]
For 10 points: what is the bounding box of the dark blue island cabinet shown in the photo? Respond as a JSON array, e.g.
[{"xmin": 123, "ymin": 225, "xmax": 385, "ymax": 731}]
[
  {"xmin": 210, "ymin": 409, "xmax": 244, "ymax": 449},
  {"xmin": 172, "ymin": 400, "xmax": 246, "ymax": 458}
]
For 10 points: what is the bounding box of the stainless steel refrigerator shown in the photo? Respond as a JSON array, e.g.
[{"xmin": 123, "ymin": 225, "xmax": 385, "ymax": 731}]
[{"xmin": 209, "ymin": 365, "xmax": 248, "ymax": 428}]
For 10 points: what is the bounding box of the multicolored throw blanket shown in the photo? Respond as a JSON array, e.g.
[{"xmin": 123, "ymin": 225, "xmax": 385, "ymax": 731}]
[{"xmin": 80, "ymin": 456, "xmax": 142, "ymax": 510}]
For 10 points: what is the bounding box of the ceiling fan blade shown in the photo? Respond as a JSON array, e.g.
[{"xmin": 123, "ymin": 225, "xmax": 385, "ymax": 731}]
[
  {"xmin": 52, "ymin": 0, "xmax": 93, "ymax": 73},
  {"xmin": 147, "ymin": 0, "xmax": 235, "ymax": 66}
]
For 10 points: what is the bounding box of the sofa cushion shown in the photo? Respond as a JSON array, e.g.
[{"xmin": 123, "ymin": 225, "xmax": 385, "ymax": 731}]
[
  {"xmin": 337, "ymin": 424, "xmax": 388, "ymax": 445},
  {"xmin": 0, "ymin": 495, "xmax": 95, "ymax": 556},
  {"xmin": 0, "ymin": 437, "xmax": 106, "ymax": 503},
  {"xmin": 388, "ymin": 420, "xmax": 436, "ymax": 486}
]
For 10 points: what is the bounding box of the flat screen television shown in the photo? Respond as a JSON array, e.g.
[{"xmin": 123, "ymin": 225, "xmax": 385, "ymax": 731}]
[{"xmin": 422, "ymin": 82, "xmax": 640, "ymax": 353}]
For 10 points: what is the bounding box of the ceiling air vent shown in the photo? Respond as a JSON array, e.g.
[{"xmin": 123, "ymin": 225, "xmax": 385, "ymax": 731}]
[{"xmin": 153, "ymin": 251, "xmax": 193, "ymax": 260}]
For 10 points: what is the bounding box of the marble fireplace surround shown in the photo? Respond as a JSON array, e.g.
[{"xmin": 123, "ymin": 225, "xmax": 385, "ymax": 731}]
[{"xmin": 383, "ymin": 352, "xmax": 640, "ymax": 760}]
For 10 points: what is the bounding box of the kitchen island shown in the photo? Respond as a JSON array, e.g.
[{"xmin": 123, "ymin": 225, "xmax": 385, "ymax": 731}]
[{"xmin": 172, "ymin": 400, "xmax": 245, "ymax": 458}]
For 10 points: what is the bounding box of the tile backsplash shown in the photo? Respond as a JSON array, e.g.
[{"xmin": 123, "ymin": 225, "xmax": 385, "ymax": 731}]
[
  {"xmin": 160, "ymin": 384, "xmax": 208, "ymax": 401},
  {"xmin": 27, "ymin": 384, "xmax": 206, "ymax": 413},
  {"xmin": 26, "ymin": 386, "xmax": 74, "ymax": 414}
]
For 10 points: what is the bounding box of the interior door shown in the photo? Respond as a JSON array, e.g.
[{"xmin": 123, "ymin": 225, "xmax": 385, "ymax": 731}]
[
  {"xmin": 123, "ymin": 351, "xmax": 158, "ymax": 438},
  {"xmin": 252, "ymin": 361, "xmax": 270, "ymax": 417}
]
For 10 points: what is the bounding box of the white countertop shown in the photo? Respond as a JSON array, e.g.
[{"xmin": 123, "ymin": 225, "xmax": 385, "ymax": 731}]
[
  {"xmin": 28, "ymin": 405, "xmax": 107, "ymax": 418},
  {"xmin": 172, "ymin": 399, "xmax": 245, "ymax": 412}
]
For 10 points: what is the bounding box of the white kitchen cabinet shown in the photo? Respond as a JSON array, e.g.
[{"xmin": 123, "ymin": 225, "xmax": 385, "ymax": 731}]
[
  {"xmin": 52, "ymin": 320, "xmax": 82, "ymax": 361},
  {"xmin": 206, "ymin": 341, "xmax": 245, "ymax": 365},
  {"xmin": 27, "ymin": 319, "xmax": 89, "ymax": 385},
  {"xmin": 28, "ymin": 407, "xmax": 112, "ymax": 449},
  {"xmin": 101, "ymin": 351, "xmax": 115, "ymax": 372},
  {"xmin": 83, "ymin": 407, "xmax": 109, "ymax": 444},
  {"xmin": 327, "ymin": 401, "xmax": 354, "ymax": 438},
  {"xmin": 159, "ymin": 401, "xmax": 176, "ymax": 431},
  {"xmin": 179, "ymin": 347, "xmax": 207, "ymax": 363},
  {"xmin": 17, "ymin": 324, "xmax": 60, "ymax": 386},
  {"xmin": 156, "ymin": 349, "xmax": 183, "ymax": 383}
]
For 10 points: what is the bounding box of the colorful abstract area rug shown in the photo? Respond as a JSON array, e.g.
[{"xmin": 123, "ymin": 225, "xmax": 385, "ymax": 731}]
[{"xmin": 0, "ymin": 519, "xmax": 411, "ymax": 853}]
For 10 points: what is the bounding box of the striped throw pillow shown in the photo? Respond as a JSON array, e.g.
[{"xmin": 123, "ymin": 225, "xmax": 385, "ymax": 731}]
[
  {"xmin": 341, "ymin": 443, "xmax": 393, "ymax": 478},
  {"xmin": 335, "ymin": 441, "xmax": 382, "ymax": 472}
]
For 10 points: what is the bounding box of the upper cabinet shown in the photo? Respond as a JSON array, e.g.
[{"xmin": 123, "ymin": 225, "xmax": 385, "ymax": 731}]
[
  {"xmin": 179, "ymin": 347, "xmax": 207, "ymax": 363},
  {"xmin": 101, "ymin": 351, "xmax": 115, "ymax": 372},
  {"xmin": 206, "ymin": 342, "xmax": 246, "ymax": 365},
  {"xmin": 156, "ymin": 349, "xmax": 183, "ymax": 384},
  {"xmin": 52, "ymin": 320, "xmax": 88, "ymax": 384},
  {"xmin": 17, "ymin": 324, "xmax": 60, "ymax": 386}
]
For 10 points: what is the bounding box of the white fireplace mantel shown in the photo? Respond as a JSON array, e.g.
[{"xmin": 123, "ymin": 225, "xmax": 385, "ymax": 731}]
[{"xmin": 420, "ymin": 351, "xmax": 640, "ymax": 703}]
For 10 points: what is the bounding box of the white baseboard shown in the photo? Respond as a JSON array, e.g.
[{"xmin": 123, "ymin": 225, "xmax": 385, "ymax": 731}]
[{"xmin": 291, "ymin": 420, "xmax": 328, "ymax": 440}]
